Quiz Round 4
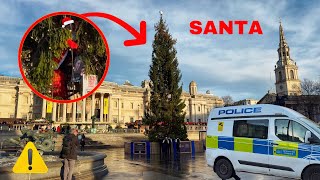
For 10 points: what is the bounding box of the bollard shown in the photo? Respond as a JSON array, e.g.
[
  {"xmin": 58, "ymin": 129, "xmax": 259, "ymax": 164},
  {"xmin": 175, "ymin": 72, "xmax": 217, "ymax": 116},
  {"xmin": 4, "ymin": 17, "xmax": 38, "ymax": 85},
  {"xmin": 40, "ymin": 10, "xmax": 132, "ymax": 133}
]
[{"xmin": 191, "ymin": 141, "xmax": 195, "ymax": 158}]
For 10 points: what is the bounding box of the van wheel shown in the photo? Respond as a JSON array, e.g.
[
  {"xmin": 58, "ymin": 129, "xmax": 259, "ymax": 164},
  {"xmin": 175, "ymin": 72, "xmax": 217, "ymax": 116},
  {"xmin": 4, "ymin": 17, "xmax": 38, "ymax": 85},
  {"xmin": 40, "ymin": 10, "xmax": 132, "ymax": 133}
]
[
  {"xmin": 214, "ymin": 158, "xmax": 234, "ymax": 179},
  {"xmin": 302, "ymin": 166, "xmax": 320, "ymax": 180}
]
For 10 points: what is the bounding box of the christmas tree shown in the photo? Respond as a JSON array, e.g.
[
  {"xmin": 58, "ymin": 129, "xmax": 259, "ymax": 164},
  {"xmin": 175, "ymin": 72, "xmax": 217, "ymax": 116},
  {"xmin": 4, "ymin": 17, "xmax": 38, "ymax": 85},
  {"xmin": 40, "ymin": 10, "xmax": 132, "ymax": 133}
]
[
  {"xmin": 143, "ymin": 14, "xmax": 188, "ymax": 141},
  {"xmin": 21, "ymin": 15, "xmax": 107, "ymax": 99}
]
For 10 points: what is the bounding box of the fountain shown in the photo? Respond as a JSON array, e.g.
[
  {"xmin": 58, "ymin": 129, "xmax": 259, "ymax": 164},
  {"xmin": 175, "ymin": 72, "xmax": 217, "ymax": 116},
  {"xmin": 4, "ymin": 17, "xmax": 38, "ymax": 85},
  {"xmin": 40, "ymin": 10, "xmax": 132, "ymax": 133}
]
[
  {"xmin": 0, "ymin": 130, "xmax": 108, "ymax": 179},
  {"xmin": 5, "ymin": 128, "xmax": 56, "ymax": 155}
]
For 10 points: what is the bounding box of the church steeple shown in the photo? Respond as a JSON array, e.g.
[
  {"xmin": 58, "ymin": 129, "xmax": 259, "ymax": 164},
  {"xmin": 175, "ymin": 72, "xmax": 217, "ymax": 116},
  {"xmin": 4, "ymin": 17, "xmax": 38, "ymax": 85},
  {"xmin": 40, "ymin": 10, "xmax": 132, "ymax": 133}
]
[
  {"xmin": 279, "ymin": 21, "xmax": 287, "ymax": 48},
  {"xmin": 274, "ymin": 20, "xmax": 301, "ymax": 96},
  {"xmin": 277, "ymin": 20, "xmax": 293, "ymax": 66}
]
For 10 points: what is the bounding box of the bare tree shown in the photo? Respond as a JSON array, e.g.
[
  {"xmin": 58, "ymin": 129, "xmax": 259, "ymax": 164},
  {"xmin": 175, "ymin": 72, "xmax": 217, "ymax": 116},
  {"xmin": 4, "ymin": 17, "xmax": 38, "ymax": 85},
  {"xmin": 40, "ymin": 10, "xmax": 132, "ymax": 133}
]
[
  {"xmin": 222, "ymin": 95, "xmax": 234, "ymax": 106},
  {"xmin": 301, "ymin": 78, "xmax": 320, "ymax": 95}
]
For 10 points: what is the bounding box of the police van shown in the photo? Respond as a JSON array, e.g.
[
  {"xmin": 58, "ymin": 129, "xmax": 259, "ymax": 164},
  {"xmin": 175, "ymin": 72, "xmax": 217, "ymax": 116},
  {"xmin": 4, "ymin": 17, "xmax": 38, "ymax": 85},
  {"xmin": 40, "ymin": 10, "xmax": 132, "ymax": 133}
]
[{"xmin": 206, "ymin": 104, "xmax": 320, "ymax": 180}]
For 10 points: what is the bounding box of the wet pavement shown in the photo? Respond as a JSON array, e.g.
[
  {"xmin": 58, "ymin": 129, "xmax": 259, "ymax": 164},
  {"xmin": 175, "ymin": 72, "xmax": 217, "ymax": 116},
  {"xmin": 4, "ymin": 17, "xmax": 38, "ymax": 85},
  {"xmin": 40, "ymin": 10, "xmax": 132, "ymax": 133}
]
[{"xmin": 95, "ymin": 148, "xmax": 293, "ymax": 180}]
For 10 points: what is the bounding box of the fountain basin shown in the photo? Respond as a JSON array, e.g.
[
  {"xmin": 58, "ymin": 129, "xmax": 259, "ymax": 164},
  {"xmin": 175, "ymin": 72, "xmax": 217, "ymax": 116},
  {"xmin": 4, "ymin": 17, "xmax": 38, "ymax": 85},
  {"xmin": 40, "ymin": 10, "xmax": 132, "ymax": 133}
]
[{"xmin": 0, "ymin": 151, "xmax": 108, "ymax": 180}]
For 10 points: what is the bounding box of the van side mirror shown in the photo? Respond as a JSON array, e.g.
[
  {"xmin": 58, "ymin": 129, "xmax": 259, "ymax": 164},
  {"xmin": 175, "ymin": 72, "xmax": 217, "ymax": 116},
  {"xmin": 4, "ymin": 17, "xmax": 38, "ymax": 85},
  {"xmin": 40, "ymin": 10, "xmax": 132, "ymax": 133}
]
[{"xmin": 305, "ymin": 131, "xmax": 312, "ymax": 144}]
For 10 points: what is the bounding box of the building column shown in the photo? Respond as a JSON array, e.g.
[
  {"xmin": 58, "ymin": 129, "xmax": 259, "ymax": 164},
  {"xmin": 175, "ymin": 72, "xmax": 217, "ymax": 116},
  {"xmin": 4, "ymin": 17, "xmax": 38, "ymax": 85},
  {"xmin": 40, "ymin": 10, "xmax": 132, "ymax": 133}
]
[
  {"xmin": 16, "ymin": 91, "xmax": 21, "ymax": 118},
  {"xmin": 108, "ymin": 95, "xmax": 112, "ymax": 122},
  {"xmin": 189, "ymin": 99, "xmax": 192, "ymax": 122},
  {"xmin": 91, "ymin": 93, "xmax": 96, "ymax": 118},
  {"xmin": 118, "ymin": 98, "xmax": 121, "ymax": 123},
  {"xmin": 62, "ymin": 103, "xmax": 67, "ymax": 123},
  {"xmin": 42, "ymin": 99, "xmax": 46, "ymax": 118},
  {"xmin": 82, "ymin": 98, "xmax": 86, "ymax": 122},
  {"xmin": 194, "ymin": 104, "xmax": 197, "ymax": 122},
  {"xmin": 52, "ymin": 102, "xmax": 57, "ymax": 122},
  {"xmin": 100, "ymin": 93, "xmax": 104, "ymax": 122},
  {"xmin": 57, "ymin": 104, "xmax": 60, "ymax": 122},
  {"xmin": 72, "ymin": 101, "xmax": 76, "ymax": 123},
  {"xmin": 202, "ymin": 105, "xmax": 205, "ymax": 122},
  {"xmin": 29, "ymin": 92, "xmax": 34, "ymax": 120}
]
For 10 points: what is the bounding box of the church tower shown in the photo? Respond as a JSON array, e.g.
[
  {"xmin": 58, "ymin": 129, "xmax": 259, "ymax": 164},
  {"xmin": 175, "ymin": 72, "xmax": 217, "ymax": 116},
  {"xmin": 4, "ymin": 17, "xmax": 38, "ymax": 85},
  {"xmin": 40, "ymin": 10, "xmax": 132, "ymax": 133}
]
[
  {"xmin": 189, "ymin": 81, "xmax": 197, "ymax": 96},
  {"xmin": 275, "ymin": 21, "xmax": 301, "ymax": 96}
]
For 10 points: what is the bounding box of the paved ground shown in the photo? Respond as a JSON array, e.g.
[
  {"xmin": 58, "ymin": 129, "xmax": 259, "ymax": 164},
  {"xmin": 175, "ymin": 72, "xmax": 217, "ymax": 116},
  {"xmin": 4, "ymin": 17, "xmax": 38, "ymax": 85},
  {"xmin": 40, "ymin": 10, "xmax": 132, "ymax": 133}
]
[{"xmin": 97, "ymin": 149, "xmax": 294, "ymax": 180}]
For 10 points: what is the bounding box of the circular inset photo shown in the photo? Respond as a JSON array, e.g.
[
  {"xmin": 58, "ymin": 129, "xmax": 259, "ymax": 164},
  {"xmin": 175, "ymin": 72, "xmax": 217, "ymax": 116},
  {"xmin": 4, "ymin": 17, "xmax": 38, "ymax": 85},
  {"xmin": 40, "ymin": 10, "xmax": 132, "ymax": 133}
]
[{"xmin": 19, "ymin": 12, "xmax": 109, "ymax": 103}]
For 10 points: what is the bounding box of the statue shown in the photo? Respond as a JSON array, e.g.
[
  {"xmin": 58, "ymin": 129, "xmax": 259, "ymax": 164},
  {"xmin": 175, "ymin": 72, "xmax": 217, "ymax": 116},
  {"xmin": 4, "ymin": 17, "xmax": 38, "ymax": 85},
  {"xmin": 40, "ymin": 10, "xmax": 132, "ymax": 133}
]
[{"xmin": 5, "ymin": 128, "xmax": 57, "ymax": 155}]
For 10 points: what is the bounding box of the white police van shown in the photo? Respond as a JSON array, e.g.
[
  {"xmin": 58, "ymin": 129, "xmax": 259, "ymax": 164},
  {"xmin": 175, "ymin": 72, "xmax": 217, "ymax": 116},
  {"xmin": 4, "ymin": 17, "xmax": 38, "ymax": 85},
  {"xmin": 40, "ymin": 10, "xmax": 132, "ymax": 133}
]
[{"xmin": 206, "ymin": 104, "xmax": 320, "ymax": 180}]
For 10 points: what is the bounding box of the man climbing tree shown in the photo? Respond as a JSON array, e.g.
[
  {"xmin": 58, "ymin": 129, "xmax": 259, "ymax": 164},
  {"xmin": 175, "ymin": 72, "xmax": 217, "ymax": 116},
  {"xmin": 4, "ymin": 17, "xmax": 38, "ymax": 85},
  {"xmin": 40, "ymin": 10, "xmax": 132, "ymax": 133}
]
[
  {"xmin": 143, "ymin": 12, "xmax": 188, "ymax": 142},
  {"xmin": 21, "ymin": 15, "xmax": 106, "ymax": 99}
]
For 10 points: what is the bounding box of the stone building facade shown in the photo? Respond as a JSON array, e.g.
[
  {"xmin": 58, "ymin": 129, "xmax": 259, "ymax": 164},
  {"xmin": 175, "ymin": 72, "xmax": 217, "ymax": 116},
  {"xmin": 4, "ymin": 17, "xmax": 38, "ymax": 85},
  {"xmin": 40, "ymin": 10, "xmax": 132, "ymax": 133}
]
[
  {"xmin": 233, "ymin": 99, "xmax": 258, "ymax": 106},
  {"xmin": 0, "ymin": 75, "xmax": 223, "ymax": 125}
]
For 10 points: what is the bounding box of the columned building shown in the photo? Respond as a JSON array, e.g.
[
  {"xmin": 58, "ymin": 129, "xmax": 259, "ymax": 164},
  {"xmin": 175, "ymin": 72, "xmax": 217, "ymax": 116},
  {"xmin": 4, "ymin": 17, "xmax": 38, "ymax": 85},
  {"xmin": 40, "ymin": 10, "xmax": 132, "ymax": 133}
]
[{"xmin": 0, "ymin": 76, "xmax": 224, "ymax": 125}]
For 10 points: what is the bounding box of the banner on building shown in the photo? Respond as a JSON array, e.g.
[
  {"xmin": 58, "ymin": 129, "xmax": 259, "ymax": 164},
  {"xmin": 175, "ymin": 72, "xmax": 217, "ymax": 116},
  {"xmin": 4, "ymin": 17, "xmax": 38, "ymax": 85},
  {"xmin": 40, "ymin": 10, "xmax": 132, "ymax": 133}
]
[
  {"xmin": 77, "ymin": 101, "xmax": 82, "ymax": 114},
  {"xmin": 72, "ymin": 56, "xmax": 85, "ymax": 83},
  {"xmin": 46, "ymin": 101, "xmax": 53, "ymax": 113},
  {"xmin": 82, "ymin": 74, "xmax": 98, "ymax": 96},
  {"xmin": 104, "ymin": 98, "xmax": 108, "ymax": 114}
]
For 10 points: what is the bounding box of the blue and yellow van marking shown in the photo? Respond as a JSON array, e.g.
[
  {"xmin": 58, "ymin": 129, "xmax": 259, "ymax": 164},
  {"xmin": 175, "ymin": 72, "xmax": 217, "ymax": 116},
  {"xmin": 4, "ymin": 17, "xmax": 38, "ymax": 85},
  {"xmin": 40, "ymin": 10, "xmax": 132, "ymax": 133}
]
[{"xmin": 206, "ymin": 136, "xmax": 319, "ymax": 161}]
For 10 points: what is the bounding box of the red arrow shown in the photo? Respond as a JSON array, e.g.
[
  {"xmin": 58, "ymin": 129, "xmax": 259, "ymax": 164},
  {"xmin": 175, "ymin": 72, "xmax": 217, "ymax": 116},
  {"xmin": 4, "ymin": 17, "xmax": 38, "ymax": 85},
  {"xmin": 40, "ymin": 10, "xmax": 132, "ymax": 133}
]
[{"xmin": 82, "ymin": 12, "xmax": 146, "ymax": 46}]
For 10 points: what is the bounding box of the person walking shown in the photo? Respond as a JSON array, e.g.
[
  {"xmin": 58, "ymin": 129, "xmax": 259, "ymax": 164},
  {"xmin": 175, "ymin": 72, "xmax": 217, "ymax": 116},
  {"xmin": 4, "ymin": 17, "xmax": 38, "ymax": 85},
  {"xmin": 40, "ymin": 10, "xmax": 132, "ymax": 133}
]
[
  {"xmin": 60, "ymin": 128, "xmax": 79, "ymax": 180},
  {"xmin": 80, "ymin": 134, "xmax": 85, "ymax": 151},
  {"xmin": 162, "ymin": 137, "xmax": 170, "ymax": 159}
]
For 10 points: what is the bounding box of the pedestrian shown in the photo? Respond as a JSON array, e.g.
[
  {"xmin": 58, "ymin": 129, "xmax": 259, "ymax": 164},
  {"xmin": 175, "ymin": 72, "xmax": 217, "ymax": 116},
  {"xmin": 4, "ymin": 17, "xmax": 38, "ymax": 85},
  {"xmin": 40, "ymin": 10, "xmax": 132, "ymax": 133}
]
[
  {"xmin": 60, "ymin": 128, "xmax": 80, "ymax": 180},
  {"xmin": 162, "ymin": 137, "xmax": 170, "ymax": 159},
  {"xmin": 175, "ymin": 138, "xmax": 181, "ymax": 153},
  {"xmin": 80, "ymin": 134, "xmax": 85, "ymax": 151},
  {"xmin": 173, "ymin": 138, "xmax": 181, "ymax": 160},
  {"xmin": 57, "ymin": 125, "xmax": 61, "ymax": 134},
  {"xmin": 66, "ymin": 125, "xmax": 71, "ymax": 134},
  {"xmin": 168, "ymin": 137, "xmax": 173, "ymax": 156}
]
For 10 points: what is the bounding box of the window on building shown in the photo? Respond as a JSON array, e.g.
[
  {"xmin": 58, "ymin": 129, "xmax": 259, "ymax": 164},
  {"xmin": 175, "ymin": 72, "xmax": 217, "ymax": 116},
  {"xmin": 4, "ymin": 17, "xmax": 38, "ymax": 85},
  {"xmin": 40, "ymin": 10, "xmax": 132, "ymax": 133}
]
[
  {"xmin": 233, "ymin": 120, "xmax": 269, "ymax": 139},
  {"xmin": 113, "ymin": 116, "xmax": 118, "ymax": 123},
  {"xmin": 198, "ymin": 119, "xmax": 201, "ymax": 123},
  {"xmin": 130, "ymin": 117, "xmax": 134, "ymax": 123},
  {"xmin": 22, "ymin": 114, "xmax": 27, "ymax": 119},
  {"xmin": 114, "ymin": 101, "xmax": 118, "ymax": 108},
  {"xmin": 275, "ymin": 119, "xmax": 309, "ymax": 143},
  {"xmin": 131, "ymin": 103, "xmax": 134, "ymax": 109},
  {"xmin": 279, "ymin": 72, "xmax": 282, "ymax": 81},
  {"xmin": 121, "ymin": 103, "xmax": 124, "ymax": 108},
  {"xmin": 120, "ymin": 116, "xmax": 125, "ymax": 124},
  {"xmin": 198, "ymin": 106, "xmax": 200, "ymax": 112},
  {"xmin": 290, "ymin": 70, "xmax": 294, "ymax": 79}
]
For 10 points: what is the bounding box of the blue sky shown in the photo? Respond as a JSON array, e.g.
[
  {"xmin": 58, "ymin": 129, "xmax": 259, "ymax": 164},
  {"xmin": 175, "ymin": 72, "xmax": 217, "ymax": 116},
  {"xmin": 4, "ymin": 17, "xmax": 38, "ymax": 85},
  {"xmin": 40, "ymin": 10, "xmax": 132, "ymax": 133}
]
[{"xmin": 1, "ymin": 0, "xmax": 320, "ymax": 101}]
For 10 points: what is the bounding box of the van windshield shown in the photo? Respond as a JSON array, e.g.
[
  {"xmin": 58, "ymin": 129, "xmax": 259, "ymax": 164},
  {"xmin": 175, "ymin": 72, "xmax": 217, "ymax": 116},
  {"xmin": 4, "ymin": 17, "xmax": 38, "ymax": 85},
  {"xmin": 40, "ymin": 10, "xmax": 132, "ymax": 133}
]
[{"xmin": 299, "ymin": 117, "xmax": 320, "ymax": 135}]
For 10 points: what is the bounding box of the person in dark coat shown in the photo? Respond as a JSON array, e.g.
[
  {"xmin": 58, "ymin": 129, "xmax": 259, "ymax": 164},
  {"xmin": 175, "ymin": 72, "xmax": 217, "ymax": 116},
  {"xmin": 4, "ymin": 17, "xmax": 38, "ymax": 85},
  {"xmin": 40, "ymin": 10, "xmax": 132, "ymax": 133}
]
[
  {"xmin": 60, "ymin": 128, "xmax": 79, "ymax": 180},
  {"xmin": 162, "ymin": 137, "xmax": 170, "ymax": 159},
  {"xmin": 80, "ymin": 134, "xmax": 85, "ymax": 151}
]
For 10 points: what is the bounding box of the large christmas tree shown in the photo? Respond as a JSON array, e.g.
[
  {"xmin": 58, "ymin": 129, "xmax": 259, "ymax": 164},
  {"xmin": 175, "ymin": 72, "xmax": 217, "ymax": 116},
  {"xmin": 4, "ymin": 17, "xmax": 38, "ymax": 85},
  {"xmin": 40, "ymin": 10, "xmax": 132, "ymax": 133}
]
[
  {"xmin": 21, "ymin": 15, "xmax": 106, "ymax": 99},
  {"xmin": 143, "ymin": 14, "xmax": 188, "ymax": 142}
]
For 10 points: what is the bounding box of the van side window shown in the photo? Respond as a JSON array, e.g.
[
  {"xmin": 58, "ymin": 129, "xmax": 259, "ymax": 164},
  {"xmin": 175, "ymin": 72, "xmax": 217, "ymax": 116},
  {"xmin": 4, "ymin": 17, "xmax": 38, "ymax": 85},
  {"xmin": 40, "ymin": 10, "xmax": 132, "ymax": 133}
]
[
  {"xmin": 275, "ymin": 119, "xmax": 308, "ymax": 143},
  {"xmin": 233, "ymin": 120, "xmax": 268, "ymax": 139}
]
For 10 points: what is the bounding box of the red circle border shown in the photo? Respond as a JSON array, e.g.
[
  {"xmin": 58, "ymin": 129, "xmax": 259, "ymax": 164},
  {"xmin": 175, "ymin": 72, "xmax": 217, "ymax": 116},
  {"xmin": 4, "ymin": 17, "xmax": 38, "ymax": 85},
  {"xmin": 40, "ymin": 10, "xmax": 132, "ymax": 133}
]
[{"xmin": 18, "ymin": 11, "xmax": 110, "ymax": 104}]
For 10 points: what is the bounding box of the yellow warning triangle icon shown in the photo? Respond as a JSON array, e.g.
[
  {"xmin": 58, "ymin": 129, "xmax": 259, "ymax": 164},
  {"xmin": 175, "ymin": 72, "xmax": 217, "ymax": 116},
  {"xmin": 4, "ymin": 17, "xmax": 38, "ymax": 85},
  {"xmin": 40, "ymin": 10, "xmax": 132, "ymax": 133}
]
[{"xmin": 12, "ymin": 142, "xmax": 48, "ymax": 173}]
